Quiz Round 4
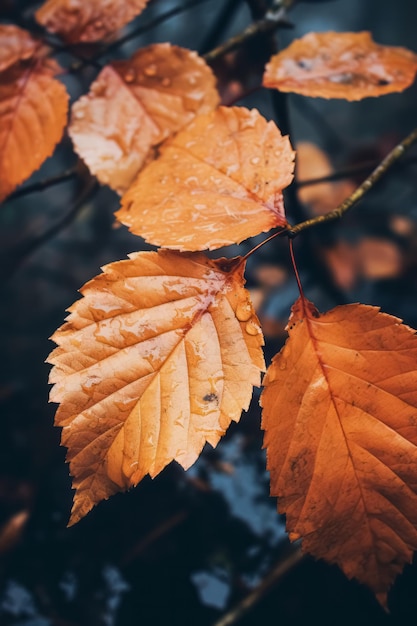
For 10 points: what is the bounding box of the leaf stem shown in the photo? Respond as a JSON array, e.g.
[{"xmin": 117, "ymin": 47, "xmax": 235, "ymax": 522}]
[
  {"xmin": 289, "ymin": 238, "xmax": 304, "ymax": 299},
  {"xmin": 288, "ymin": 126, "xmax": 417, "ymax": 237}
]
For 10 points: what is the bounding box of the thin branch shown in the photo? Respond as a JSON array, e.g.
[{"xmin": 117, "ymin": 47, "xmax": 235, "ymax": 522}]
[
  {"xmin": 213, "ymin": 547, "xmax": 304, "ymax": 626},
  {"xmin": 199, "ymin": 0, "xmax": 243, "ymax": 55},
  {"xmin": 203, "ymin": 1, "xmax": 294, "ymax": 63},
  {"xmin": 4, "ymin": 167, "xmax": 78, "ymax": 203},
  {"xmin": 2, "ymin": 179, "xmax": 99, "ymax": 282},
  {"xmin": 288, "ymin": 126, "xmax": 417, "ymax": 237},
  {"xmin": 296, "ymin": 154, "xmax": 417, "ymax": 189},
  {"xmin": 100, "ymin": 0, "xmax": 213, "ymax": 57}
]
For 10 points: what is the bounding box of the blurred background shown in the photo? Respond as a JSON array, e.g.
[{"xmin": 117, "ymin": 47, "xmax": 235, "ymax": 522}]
[{"xmin": 1, "ymin": 0, "xmax": 417, "ymax": 624}]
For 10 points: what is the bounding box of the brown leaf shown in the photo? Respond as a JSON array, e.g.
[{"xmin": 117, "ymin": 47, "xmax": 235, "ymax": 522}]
[
  {"xmin": 35, "ymin": 0, "xmax": 150, "ymax": 43},
  {"xmin": 261, "ymin": 297, "xmax": 417, "ymax": 607},
  {"xmin": 48, "ymin": 250, "xmax": 265, "ymax": 525},
  {"xmin": 118, "ymin": 106, "xmax": 295, "ymax": 251},
  {"xmin": 263, "ymin": 32, "xmax": 417, "ymax": 100},
  {"xmin": 0, "ymin": 58, "xmax": 69, "ymax": 202},
  {"xmin": 69, "ymin": 44, "xmax": 219, "ymax": 194},
  {"xmin": 0, "ymin": 25, "xmax": 37, "ymax": 72}
]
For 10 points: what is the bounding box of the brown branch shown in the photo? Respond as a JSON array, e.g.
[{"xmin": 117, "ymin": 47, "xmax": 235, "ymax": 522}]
[
  {"xmin": 1, "ymin": 179, "xmax": 99, "ymax": 282},
  {"xmin": 100, "ymin": 0, "xmax": 213, "ymax": 57},
  {"xmin": 213, "ymin": 547, "xmax": 304, "ymax": 626},
  {"xmin": 203, "ymin": 0, "xmax": 295, "ymax": 63},
  {"xmin": 296, "ymin": 154, "xmax": 417, "ymax": 189},
  {"xmin": 288, "ymin": 126, "xmax": 417, "ymax": 237},
  {"xmin": 4, "ymin": 167, "xmax": 78, "ymax": 203}
]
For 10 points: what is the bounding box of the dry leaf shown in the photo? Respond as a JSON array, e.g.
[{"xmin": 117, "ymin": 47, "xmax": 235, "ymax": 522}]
[
  {"xmin": 263, "ymin": 32, "xmax": 417, "ymax": 100},
  {"xmin": 0, "ymin": 25, "xmax": 37, "ymax": 72},
  {"xmin": 48, "ymin": 250, "xmax": 265, "ymax": 525},
  {"xmin": 36, "ymin": 0, "xmax": 150, "ymax": 43},
  {"xmin": 0, "ymin": 57, "xmax": 69, "ymax": 202},
  {"xmin": 118, "ymin": 106, "xmax": 295, "ymax": 251},
  {"xmin": 69, "ymin": 44, "xmax": 219, "ymax": 194},
  {"xmin": 261, "ymin": 297, "xmax": 417, "ymax": 607}
]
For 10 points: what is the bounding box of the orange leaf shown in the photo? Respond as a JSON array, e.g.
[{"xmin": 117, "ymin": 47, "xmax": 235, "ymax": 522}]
[
  {"xmin": 35, "ymin": 0, "xmax": 150, "ymax": 43},
  {"xmin": 69, "ymin": 44, "xmax": 219, "ymax": 194},
  {"xmin": 263, "ymin": 32, "xmax": 417, "ymax": 100},
  {"xmin": 261, "ymin": 298, "xmax": 417, "ymax": 607},
  {"xmin": 48, "ymin": 250, "xmax": 265, "ymax": 525},
  {"xmin": 0, "ymin": 25, "xmax": 37, "ymax": 72},
  {"xmin": 0, "ymin": 57, "xmax": 69, "ymax": 202},
  {"xmin": 117, "ymin": 106, "xmax": 295, "ymax": 251}
]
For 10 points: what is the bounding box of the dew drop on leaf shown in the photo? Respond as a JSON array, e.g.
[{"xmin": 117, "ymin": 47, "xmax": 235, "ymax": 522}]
[
  {"xmin": 144, "ymin": 63, "xmax": 157, "ymax": 77},
  {"xmin": 124, "ymin": 68, "xmax": 136, "ymax": 83},
  {"xmin": 245, "ymin": 320, "xmax": 261, "ymax": 335},
  {"xmin": 236, "ymin": 302, "xmax": 253, "ymax": 322}
]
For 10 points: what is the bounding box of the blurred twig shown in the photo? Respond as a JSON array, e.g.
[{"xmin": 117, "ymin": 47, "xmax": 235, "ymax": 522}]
[
  {"xmin": 199, "ymin": 0, "xmax": 243, "ymax": 54},
  {"xmin": 204, "ymin": 1, "xmax": 294, "ymax": 63},
  {"xmin": 289, "ymin": 126, "xmax": 417, "ymax": 236},
  {"xmin": 100, "ymin": 0, "xmax": 213, "ymax": 57},
  {"xmin": 1, "ymin": 179, "xmax": 98, "ymax": 282},
  {"xmin": 213, "ymin": 547, "xmax": 304, "ymax": 626},
  {"xmin": 4, "ymin": 167, "xmax": 78, "ymax": 203},
  {"xmin": 296, "ymin": 154, "xmax": 417, "ymax": 188}
]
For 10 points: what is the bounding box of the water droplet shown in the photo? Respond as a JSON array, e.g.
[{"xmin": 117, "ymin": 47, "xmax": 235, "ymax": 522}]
[
  {"xmin": 73, "ymin": 109, "xmax": 84, "ymax": 120},
  {"xmin": 161, "ymin": 77, "xmax": 171, "ymax": 87},
  {"xmin": 250, "ymin": 156, "xmax": 260, "ymax": 165},
  {"xmin": 188, "ymin": 75, "xmax": 197, "ymax": 85},
  {"xmin": 144, "ymin": 64, "xmax": 157, "ymax": 77},
  {"xmin": 245, "ymin": 320, "xmax": 261, "ymax": 336},
  {"xmin": 124, "ymin": 68, "xmax": 135, "ymax": 83},
  {"xmin": 236, "ymin": 301, "xmax": 252, "ymax": 322}
]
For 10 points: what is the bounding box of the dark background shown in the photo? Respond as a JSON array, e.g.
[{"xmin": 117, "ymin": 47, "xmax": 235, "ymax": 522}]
[{"xmin": 1, "ymin": 0, "xmax": 417, "ymax": 624}]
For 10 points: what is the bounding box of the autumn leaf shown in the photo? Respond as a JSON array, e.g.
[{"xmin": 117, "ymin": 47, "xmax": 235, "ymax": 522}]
[
  {"xmin": 35, "ymin": 0, "xmax": 150, "ymax": 43},
  {"xmin": 117, "ymin": 106, "xmax": 295, "ymax": 251},
  {"xmin": 261, "ymin": 297, "xmax": 417, "ymax": 607},
  {"xmin": 263, "ymin": 31, "xmax": 417, "ymax": 100},
  {"xmin": 0, "ymin": 55, "xmax": 69, "ymax": 202},
  {"xmin": 69, "ymin": 44, "xmax": 219, "ymax": 194},
  {"xmin": 48, "ymin": 250, "xmax": 265, "ymax": 525},
  {"xmin": 0, "ymin": 25, "xmax": 37, "ymax": 72}
]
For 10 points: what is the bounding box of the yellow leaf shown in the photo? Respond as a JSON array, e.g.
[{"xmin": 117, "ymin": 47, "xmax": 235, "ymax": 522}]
[
  {"xmin": 118, "ymin": 106, "xmax": 295, "ymax": 251},
  {"xmin": 261, "ymin": 297, "xmax": 417, "ymax": 607},
  {"xmin": 48, "ymin": 250, "xmax": 265, "ymax": 525},
  {"xmin": 69, "ymin": 44, "xmax": 219, "ymax": 194},
  {"xmin": 263, "ymin": 32, "xmax": 417, "ymax": 100}
]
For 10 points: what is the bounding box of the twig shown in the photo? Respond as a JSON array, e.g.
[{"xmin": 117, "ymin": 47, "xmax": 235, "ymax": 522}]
[
  {"xmin": 4, "ymin": 167, "xmax": 78, "ymax": 203},
  {"xmin": 203, "ymin": 1, "xmax": 294, "ymax": 63},
  {"xmin": 297, "ymin": 154, "xmax": 417, "ymax": 188},
  {"xmin": 1, "ymin": 179, "xmax": 98, "ymax": 282},
  {"xmin": 213, "ymin": 547, "xmax": 304, "ymax": 626},
  {"xmin": 288, "ymin": 126, "xmax": 417, "ymax": 237},
  {"xmin": 199, "ymin": 0, "xmax": 243, "ymax": 55},
  {"xmin": 100, "ymin": 0, "xmax": 213, "ymax": 57}
]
